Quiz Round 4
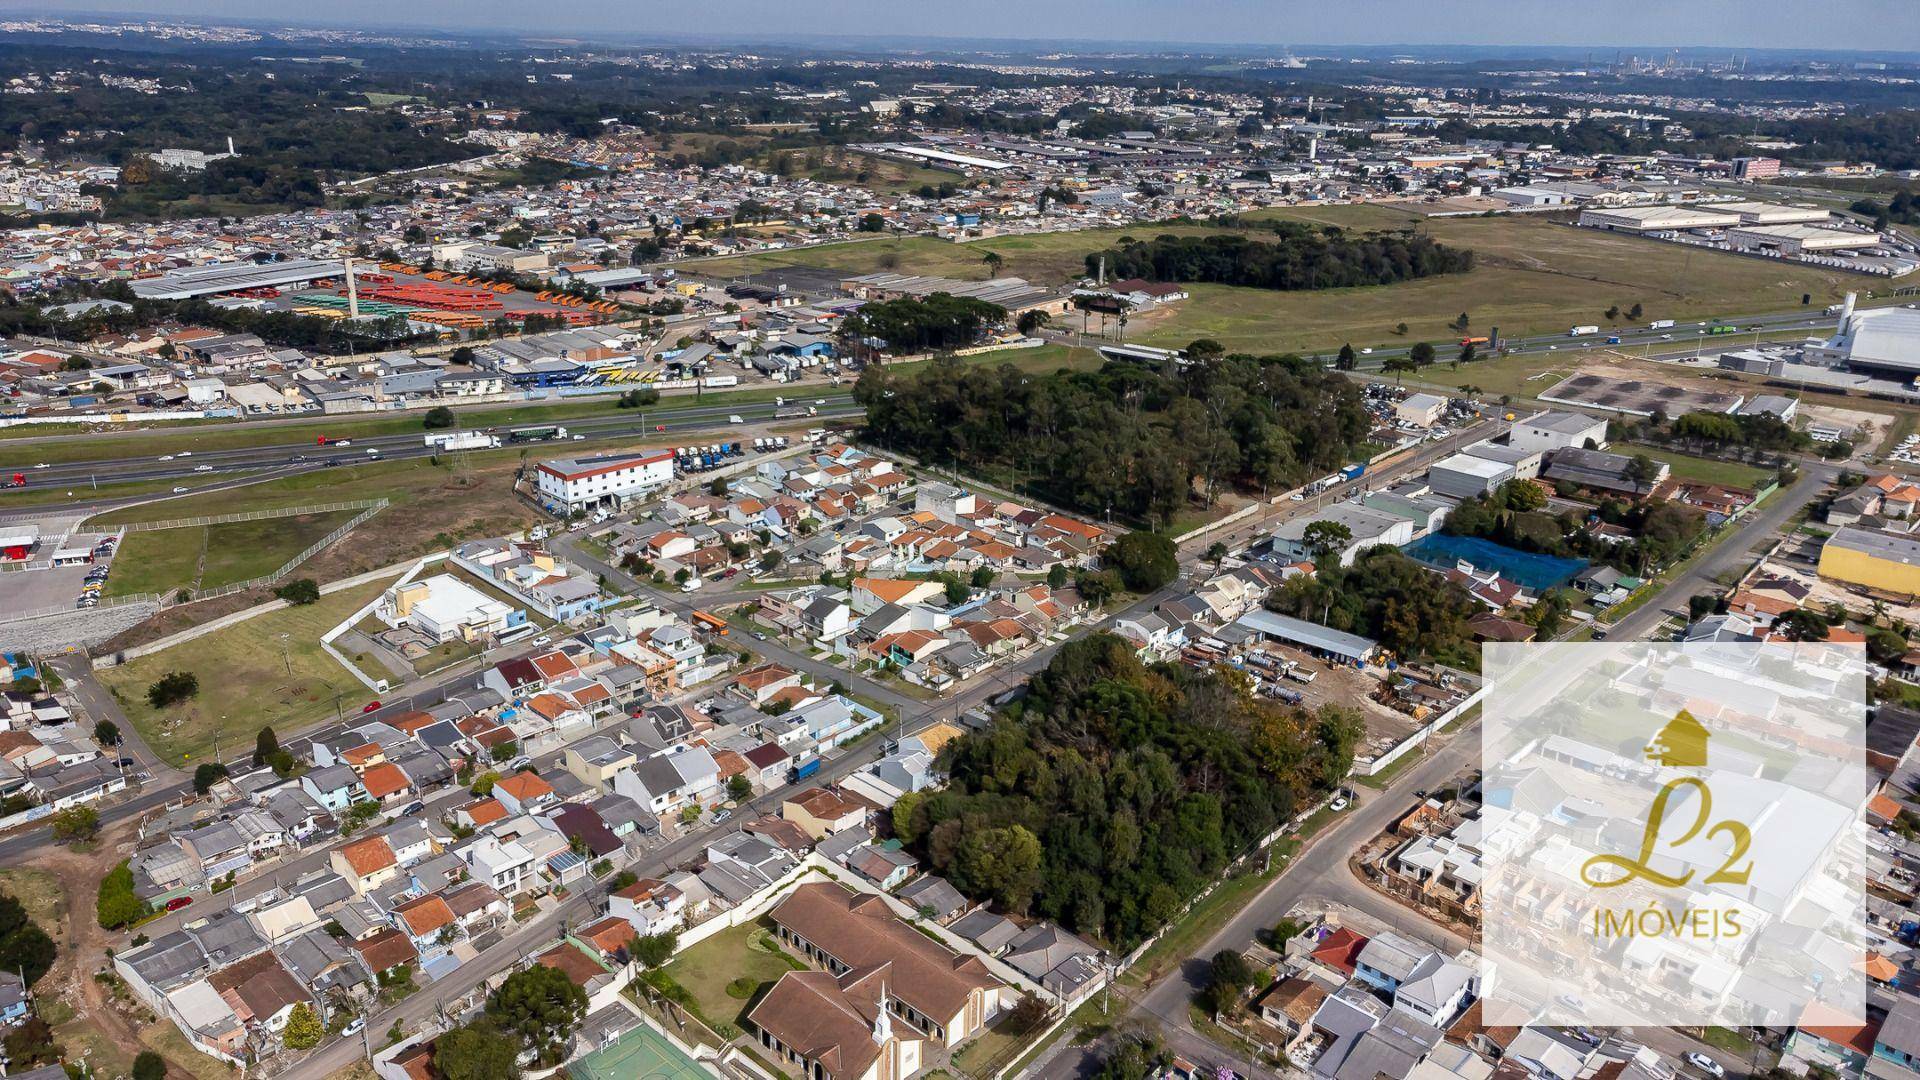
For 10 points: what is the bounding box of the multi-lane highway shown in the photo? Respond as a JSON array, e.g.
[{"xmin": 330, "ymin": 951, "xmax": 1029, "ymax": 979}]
[{"xmin": 1, "ymin": 394, "xmax": 863, "ymax": 490}]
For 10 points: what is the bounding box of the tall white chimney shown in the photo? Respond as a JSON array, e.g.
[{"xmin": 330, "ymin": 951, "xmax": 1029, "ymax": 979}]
[
  {"xmin": 1841, "ymin": 291, "xmax": 1857, "ymax": 331},
  {"xmin": 227, "ymin": 136, "xmax": 237, "ymax": 157},
  {"xmin": 1307, "ymin": 136, "xmax": 1318, "ymax": 162},
  {"xmin": 344, "ymin": 256, "xmax": 360, "ymax": 319}
]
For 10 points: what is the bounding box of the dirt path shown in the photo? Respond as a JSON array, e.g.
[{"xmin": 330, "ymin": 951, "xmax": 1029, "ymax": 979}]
[{"xmin": 39, "ymin": 816, "xmax": 199, "ymax": 1080}]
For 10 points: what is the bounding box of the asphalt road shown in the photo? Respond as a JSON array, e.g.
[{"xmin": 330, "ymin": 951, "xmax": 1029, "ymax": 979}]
[
  {"xmin": 1, "ymin": 395, "xmax": 862, "ymax": 489},
  {"xmin": 1608, "ymin": 463, "xmax": 1834, "ymax": 640}
]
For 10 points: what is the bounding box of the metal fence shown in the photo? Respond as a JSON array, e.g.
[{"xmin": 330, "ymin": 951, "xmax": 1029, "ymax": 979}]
[
  {"xmin": 111, "ymin": 499, "xmax": 388, "ymax": 534},
  {"xmin": 177, "ymin": 499, "xmax": 389, "ymax": 603},
  {"xmin": 0, "ymin": 591, "xmax": 163, "ymax": 626}
]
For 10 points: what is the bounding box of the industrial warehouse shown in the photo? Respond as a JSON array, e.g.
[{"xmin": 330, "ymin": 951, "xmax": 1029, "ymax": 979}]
[{"xmin": 1577, "ymin": 200, "xmax": 1916, "ymax": 276}]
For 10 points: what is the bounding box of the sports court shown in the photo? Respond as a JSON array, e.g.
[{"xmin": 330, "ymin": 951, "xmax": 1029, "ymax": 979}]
[{"xmin": 568, "ymin": 1021, "xmax": 716, "ymax": 1080}]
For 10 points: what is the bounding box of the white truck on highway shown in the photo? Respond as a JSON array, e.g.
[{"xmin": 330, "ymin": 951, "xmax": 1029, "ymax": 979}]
[
  {"xmin": 1648, "ymin": 319, "xmax": 1676, "ymax": 330},
  {"xmin": 1569, "ymin": 325, "xmax": 1600, "ymax": 337},
  {"xmin": 424, "ymin": 431, "xmax": 503, "ymax": 451}
]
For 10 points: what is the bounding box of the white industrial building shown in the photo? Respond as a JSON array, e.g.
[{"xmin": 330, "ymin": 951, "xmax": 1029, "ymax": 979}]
[
  {"xmin": 1269, "ymin": 502, "xmax": 1415, "ymax": 566},
  {"xmin": 1711, "ymin": 201, "xmax": 1832, "ymax": 226},
  {"xmin": 1577, "ymin": 205, "xmax": 1743, "ymax": 232},
  {"xmin": 379, "ymin": 573, "xmax": 515, "ymax": 642},
  {"xmin": 1728, "ymin": 224, "xmax": 1862, "ymax": 256},
  {"xmin": 1816, "ymin": 299, "xmax": 1920, "ymax": 375},
  {"xmin": 1507, "ymin": 411, "xmax": 1610, "ymax": 454},
  {"xmin": 1427, "ymin": 453, "xmax": 1516, "ymax": 500},
  {"xmin": 1395, "ymin": 393, "xmax": 1448, "ymax": 427},
  {"xmin": 535, "ymin": 450, "xmax": 676, "ymax": 513}
]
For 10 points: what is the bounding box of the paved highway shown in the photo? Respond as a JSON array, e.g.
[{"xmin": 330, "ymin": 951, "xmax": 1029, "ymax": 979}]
[{"xmin": 1, "ymin": 394, "xmax": 863, "ymax": 489}]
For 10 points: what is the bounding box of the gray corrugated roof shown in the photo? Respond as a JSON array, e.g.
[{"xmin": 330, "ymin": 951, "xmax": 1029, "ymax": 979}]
[{"xmin": 1234, "ymin": 609, "xmax": 1377, "ymax": 660}]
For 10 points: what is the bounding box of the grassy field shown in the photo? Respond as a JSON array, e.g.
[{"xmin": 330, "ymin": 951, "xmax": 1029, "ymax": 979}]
[
  {"xmin": 1615, "ymin": 443, "xmax": 1775, "ymax": 490},
  {"xmin": 686, "ymin": 203, "xmax": 1854, "ymax": 356},
  {"xmin": 759, "ymin": 146, "xmax": 960, "ymax": 196},
  {"xmin": 96, "ymin": 572, "xmax": 400, "ymax": 766},
  {"xmin": 681, "ymin": 222, "xmax": 1232, "ymax": 286},
  {"xmin": 0, "ymin": 868, "xmax": 63, "ymax": 929},
  {"xmin": 659, "ymin": 919, "xmax": 808, "ymax": 1035},
  {"xmin": 105, "ymin": 509, "xmax": 359, "ymax": 597},
  {"xmin": 1134, "ymin": 205, "xmax": 1855, "ymax": 353}
]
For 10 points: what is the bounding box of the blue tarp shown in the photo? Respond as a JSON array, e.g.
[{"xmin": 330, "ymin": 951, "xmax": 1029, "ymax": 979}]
[{"xmin": 1404, "ymin": 533, "xmax": 1588, "ymax": 592}]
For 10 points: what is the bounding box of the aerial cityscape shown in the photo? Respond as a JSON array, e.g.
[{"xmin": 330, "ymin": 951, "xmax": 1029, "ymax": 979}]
[{"xmin": 0, "ymin": 6, "xmax": 1919, "ymax": 1079}]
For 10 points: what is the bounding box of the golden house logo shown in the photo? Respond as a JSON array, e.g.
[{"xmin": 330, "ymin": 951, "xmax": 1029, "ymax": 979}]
[
  {"xmin": 1479, "ymin": 641, "xmax": 1867, "ymax": 1028},
  {"xmin": 1643, "ymin": 708, "xmax": 1709, "ymax": 768}
]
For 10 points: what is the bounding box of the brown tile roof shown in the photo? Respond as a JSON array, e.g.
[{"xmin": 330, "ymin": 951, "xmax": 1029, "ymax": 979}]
[
  {"xmin": 394, "ymin": 894, "xmax": 457, "ymax": 938},
  {"xmin": 462, "ymin": 798, "xmax": 508, "ymax": 826},
  {"xmin": 443, "ymin": 881, "xmax": 503, "ymax": 919},
  {"xmin": 769, "ymin": 882, "xmax": 1001, "ymax": 1026},
  {"xmin": 536, "ymin": 941, "xmax": 609, "ymax": 987},
  {"xmin": 748, "ymin": 969, "xmax": 889, "ymax": 1080},
  {"xmin": 209, "ymin": 951, "xmax": 309, "ymax": 1023},
  {"xmin": 351, "ymin": 928, "xmax": 418, "ymax": 974},
  {"xmin": 495, "ymin": 772, "xmax": 553, "ymax": 803},
  {"xmin": 359, "ymin": 762, "xmax": 410, "ymax": 800},
  {"xmin": 785, "ymin": 787, "xmax": 863, "ymax": 823},
  {"xmin": 337, "ymin": 835, "xmax": 397, "ymax": 879},
  {"xmin": 578, "ymin": 915, "xmax": 635, "ymax": 957}
]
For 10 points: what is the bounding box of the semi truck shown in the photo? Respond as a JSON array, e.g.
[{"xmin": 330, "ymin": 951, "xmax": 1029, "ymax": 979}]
[
  {"xmin": 1649, "ymin": 319, "xmax": 1676, "ymax": 330},
  {"xmin": 424, "ymin": 431, "xmax": 502, "ymax": 450},
  {"xmin": 1340, "ymin": 463, "xmax": 1367, "ymax": 482},
  {"xmin": 506, "ymin": 425, "xmax": 569, "ymax": 443},
  {"xmin": 1569, "ymin": 325, "xmax": 1599, "ymax": 337},
  {"xmin": 701, "ymin": 375, "xmax": 740, "ymax": 389},
  {"xmin": 790, "ymin": 755, "xmax": 822, "ymax": 782}
]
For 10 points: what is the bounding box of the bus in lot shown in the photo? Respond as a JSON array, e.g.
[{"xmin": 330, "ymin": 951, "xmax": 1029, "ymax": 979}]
[{"xmin": 690, "ymin": 610, "xmax": 728, "ymax": 636}]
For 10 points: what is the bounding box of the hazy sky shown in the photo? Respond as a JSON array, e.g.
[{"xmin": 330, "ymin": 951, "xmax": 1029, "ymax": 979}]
[{"xmin": 23, "ymin": 0, "xmax": 1920, "ymax": 52}]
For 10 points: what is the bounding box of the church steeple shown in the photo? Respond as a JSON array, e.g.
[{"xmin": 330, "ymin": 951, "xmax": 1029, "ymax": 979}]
[{"xmin": 873, "ymin": 985, "xmax": 893, "ymax": 1045}]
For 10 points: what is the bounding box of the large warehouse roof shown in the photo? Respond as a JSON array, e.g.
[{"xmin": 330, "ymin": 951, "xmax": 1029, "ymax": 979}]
[
  {"xmin": 130, "ymin": 258, "xmax": 350, "ymax": 300},
  {"xmin": 1234, "ymin": 609, "xmax": 1378, "ymax": 662}
]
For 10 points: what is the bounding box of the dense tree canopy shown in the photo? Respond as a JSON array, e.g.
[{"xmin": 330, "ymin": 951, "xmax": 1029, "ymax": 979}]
[
  {"xmin": 856, "ymin": 353, "xmax": 1370, "ymax": 527},
  {"xmin": 898, "ymin": 634, "xmax": 1361, "ymax": 949},
  {"xmin": 840, "ymin": 293, "xmax": 1007, "ymax": 354},
  {"xmin": 1444, "ymin": 480, "xmax": 1707, "ymax": 576},
  {"xmin": 1263, "ymin": 547, "xmax": 1481, "ymax": 666},
  {"xmin": 1087, "ymin": 224, "xmax": 1473, "ymax": 292}
]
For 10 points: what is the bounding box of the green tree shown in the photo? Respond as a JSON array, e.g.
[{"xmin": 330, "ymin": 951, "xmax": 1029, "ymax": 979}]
[
  {"xmin": 953, "ymin": 825, "xmax": 1043, "ymax": 913},
  {"xmin": 1382, "ymin": 356, "xmax": 1416, "ymax": 383},
  {"xmin": 94, "ymin": 719, "xmax": 120, "ymax": 747},
  {"xmin": 0, "ymin": 922, "xmax": 54, "ymax": 986},
  {"xmin": 193, "ymin": 762, "xmax": 229, "ymax": 794},
  {"xmin": 134, "ymin": 1052, "xmax": 168, "ymax": 1080},
  {"xmin": 487, "ymin": 965, "xmax": 587, "ymax": 1065},
  {"xmin": 276, "ymin": 578, "xmax": 321, "ymax": 605},
  {"xmin": 283, "ymin": 1002, "xmax": 324, "ymax": 1050},
  {"xmin": 254, "ymin": 725, "xmax": 280, "ymax": 767},
  {"xmin": 1105, "ymin": 531, "xmax": 1178, "ymax": 592},
  {"xmin": 1300, "ymin": 520, "xmax": 1353, "ymax": 565},
  {"xmin": 1336, "ymin": 342, "xmax": 1357, "ymax": 370},
  {"xmin": 1409, "ymin": 341, "xmax": 1436, "ymax": 367},
  {"xmin": 629, "ymin": 930, "xmax": 679, "ymax": 970},
  {"xmin": 434, "ymin": 1020, "xmax": 523, "ymax": 1080},
  {"xmin": 1016, "ymin": 309, "xmax": 1051, "ymax": 335},
  {"xmin": 1047, "ymin": 564, "xmax": 1070, "ymax": 589},
  {"xmin": 423, "ymin": 406, "xmax": 457, "ymax": 429},
  {"xmin": 146, "ymin": 670, "xmax": 198, "ymax": 709},
  {"xmin": 51, "ymin": 805, "xmax": 99, "ymax": 843},
  {"xmin": 727, "ymin": 773, "xmax": 752, "ymax": 801},
  {"xmin": 1201, "ymin": 949, "xmax": 1256, "ymax": 1016},
  {"xmin": 1628, "ymin": 302, "xmax": 1644, "ymax": 320},
  {"xmin": 1624, "ymin": 453, "xmax": 1662, "ymax": 494},
  {"xmin": 97, "ymin": 860, "xmax": 144, "ymax": 928},
  {"xmin": 1777, "ymin": 608, "xmax": 1831, "ymax": 642}
]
